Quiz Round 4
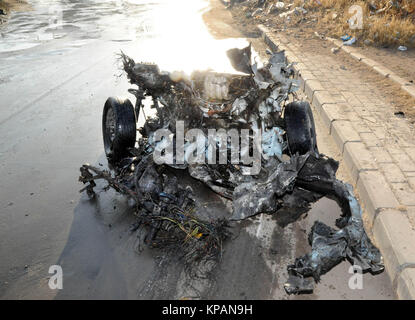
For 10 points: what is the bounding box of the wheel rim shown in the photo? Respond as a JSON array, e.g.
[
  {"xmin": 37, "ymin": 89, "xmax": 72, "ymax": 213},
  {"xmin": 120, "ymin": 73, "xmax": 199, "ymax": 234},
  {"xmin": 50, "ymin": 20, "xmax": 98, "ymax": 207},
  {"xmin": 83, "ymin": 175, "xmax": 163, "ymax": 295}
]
[{"xmin": 105, "ymin": 107, "xmax": 116, "ymax": 144}]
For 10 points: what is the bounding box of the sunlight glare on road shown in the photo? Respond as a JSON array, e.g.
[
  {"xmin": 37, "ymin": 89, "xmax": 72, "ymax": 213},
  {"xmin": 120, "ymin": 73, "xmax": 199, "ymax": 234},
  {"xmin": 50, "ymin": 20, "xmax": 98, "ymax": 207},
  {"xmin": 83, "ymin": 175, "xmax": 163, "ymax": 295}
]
[{"xmin": 126, "ymin": 0, "xmax": 250, "ymax": 74}]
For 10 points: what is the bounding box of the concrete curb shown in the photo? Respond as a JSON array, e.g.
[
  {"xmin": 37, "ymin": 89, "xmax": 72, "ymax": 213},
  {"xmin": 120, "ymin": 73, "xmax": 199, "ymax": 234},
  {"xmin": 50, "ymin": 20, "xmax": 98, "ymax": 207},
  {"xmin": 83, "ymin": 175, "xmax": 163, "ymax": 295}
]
[
  {"xmin": 325, "ymin": 37, "xmax": 415, "ymax": 100},
  {"xmin": 258, "ymin": 24, "xmax": 415, "ymax": 300}
]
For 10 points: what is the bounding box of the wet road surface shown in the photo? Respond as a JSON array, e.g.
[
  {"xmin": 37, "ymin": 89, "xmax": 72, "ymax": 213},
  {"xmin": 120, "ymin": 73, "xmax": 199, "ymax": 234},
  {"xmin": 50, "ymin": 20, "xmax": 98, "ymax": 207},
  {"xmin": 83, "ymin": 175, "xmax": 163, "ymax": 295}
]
[{"xmin": 0, "ymin": 0, "xmax": 395, "ymax": 299}]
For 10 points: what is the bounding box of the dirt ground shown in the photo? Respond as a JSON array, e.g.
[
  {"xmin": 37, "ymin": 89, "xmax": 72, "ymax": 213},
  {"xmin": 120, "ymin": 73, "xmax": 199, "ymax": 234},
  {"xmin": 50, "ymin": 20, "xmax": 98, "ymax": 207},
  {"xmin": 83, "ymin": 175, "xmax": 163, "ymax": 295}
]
[
  {"xmin": 227, "ymin": 1, "xmax": 415, "ymax": 124},
  {"xmin": 203, "ymin": 0, "xmax": 243, "ymax": 39},
  {"xmin": 359, "ymin": 45, "xmax": 415, "ymax": 82},
  {"xmin": 0, "ymin": 0, "xmax": 30, "ymax": 25},
  {"xmin": 0, "ymin": 0, "xmax": 30, "ymax": 13},
  {"xmin": 229, "ymin": 1, "xmax": 415, "ymax": 79}
]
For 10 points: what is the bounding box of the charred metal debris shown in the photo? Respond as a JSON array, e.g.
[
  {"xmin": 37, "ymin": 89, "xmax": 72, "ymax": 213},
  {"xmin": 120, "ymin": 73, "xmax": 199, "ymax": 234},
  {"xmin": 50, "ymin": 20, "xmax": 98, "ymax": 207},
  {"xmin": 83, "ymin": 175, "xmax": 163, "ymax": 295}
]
[{"xmin": 79, "ymin": 44, "xmax": 384, "ymax": 294}]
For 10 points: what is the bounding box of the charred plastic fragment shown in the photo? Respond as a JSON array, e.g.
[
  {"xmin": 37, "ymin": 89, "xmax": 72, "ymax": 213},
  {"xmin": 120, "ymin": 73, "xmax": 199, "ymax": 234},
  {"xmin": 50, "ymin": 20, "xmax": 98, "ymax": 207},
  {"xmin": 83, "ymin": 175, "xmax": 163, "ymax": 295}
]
[{"xmin": 79, "ymin": 44, "xmax": 384, "ymax": 294}]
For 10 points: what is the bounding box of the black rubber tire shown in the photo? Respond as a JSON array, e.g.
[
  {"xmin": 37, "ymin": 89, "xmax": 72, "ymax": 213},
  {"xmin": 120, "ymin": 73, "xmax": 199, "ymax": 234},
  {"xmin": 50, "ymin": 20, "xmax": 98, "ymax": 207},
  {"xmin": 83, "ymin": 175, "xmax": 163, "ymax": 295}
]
[
  {"xmin": 284, "ymin": 101, "xmax": 318, "ymax": 155},
  {"xmin": 102, "ymin": 97, "xmax": 136, "ymax": 164}
]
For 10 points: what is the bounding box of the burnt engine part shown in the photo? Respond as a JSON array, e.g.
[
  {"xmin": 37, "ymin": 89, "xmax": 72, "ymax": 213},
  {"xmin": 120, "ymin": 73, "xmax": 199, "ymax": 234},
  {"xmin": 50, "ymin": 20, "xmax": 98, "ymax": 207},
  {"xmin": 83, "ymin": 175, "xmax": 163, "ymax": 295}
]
[{"xmin": 102, "ymin": 97, "xmax": 137, "ymax": 164}]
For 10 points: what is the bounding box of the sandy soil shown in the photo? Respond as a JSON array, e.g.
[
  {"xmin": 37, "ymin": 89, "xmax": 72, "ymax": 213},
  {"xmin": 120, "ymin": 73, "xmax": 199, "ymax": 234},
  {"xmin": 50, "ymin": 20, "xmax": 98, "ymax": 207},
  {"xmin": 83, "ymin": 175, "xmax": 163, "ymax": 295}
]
[
  {"xmin": 0, "ymin": 0, "xmax": 31, "ymax": 25},
  {"xmin": 0, "ymin": 0, "xmax": 30, "ymax": 13},
  {"xmin": 358, "ymin": 45, "xmax": 415, "ymax": 82},
  {"xmin": 203, "ymin": 0, "xmax": 243, "ymax": 39}
]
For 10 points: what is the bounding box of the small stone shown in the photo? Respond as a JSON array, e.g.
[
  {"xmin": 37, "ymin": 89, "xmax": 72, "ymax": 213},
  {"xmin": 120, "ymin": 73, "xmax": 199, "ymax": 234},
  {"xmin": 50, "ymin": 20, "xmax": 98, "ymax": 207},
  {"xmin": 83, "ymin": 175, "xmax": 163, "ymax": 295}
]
[
  {"xmin": 252, "ymin": 8, "xmax": 263, "ymax": 17},
  {"xmin": 343, "ymin": 37, "xmax": 356, "ymax": 46},
  {"xmin": 276, "ymin": 2, "xmax": 285, "ymax": 9},
  {"xmin": 331, "ymin": 47, "xmax": 340, "ymax": 54},
  {"xmin": 294, "ymin": 7, "xmax": 307, "ymax": 15},
  {"xmin": 397, "ymin": 205, "xmax": 407, "ymax": 212}
]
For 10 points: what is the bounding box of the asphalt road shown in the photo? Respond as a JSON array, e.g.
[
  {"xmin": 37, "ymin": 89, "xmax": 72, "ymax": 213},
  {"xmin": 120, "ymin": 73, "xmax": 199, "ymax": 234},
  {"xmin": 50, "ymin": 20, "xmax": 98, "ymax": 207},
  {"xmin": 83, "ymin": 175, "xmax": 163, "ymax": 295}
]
[{"xmin": 0, "ymin": 0, "xmax": 394, "ymax": 299}]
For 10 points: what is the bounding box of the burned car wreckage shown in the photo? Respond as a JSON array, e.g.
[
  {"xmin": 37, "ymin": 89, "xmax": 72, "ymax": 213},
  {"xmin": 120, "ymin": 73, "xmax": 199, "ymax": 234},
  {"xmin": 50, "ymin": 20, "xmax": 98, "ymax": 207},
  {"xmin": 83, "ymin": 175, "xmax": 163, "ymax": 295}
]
[{"xmin": 79, "ymin": 45, "xmax": 384, "ymax": 294}]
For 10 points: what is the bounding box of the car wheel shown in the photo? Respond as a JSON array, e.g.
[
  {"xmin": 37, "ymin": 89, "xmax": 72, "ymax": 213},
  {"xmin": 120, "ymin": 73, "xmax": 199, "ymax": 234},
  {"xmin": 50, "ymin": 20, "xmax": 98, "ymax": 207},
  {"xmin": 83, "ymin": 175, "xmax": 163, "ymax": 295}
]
[
  {"xmin": 102, "ymin": 97, "xmax": 136, "ymax": 164},
  {"xmin": 284, "ymin": 101, "xmax": 318, "ymax": 156}
]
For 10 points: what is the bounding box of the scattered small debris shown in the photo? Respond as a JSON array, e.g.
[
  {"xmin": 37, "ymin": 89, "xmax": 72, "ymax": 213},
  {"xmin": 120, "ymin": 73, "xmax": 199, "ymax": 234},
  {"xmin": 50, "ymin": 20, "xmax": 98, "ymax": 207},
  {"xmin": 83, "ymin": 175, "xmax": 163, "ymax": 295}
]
[
  {"xmin": 294, "ymin": 7, "xmax": 307, "ymax": 15},
  {"xmin": 341, "ymin": 35, "xmax": 351, "ymax": 42},
  {"xmin": 343, "ymin": 37, "xmax": 357, "ymax": 46},
  {"xmin": 394, "ymin": 111, "xmax": 405, "ymax": 118},
  {"xmin": 252, "ymin": 8, "xmax": 263, "ymax": 17},
  {"xmin": 368, "ymin": 2, "xmax": 377, "ymax": 11},
  {"xmin": 230, "ymin": 0, "xmax": 415, "ymax": 48},
  {"xmin": 279, "ymin": 10, "xmax": 293, "ymax": 18},
  {"xmin": 279, "ymin": 5, "xmax": 307, "ymax": 18},
  {"xmin": 275, "ymin": 2, "xmax": 285, "ymax": 10},
  {"xmin": 314, "ymin": 31, "xmax": 325, "ymax": 40},
  {"xmin": 266, "ymin": 4, "xmax": 275, "ymax": 15},
  {"xmin": 266, "ymin": 2, "xmax": 285, "ymax": 15}
]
